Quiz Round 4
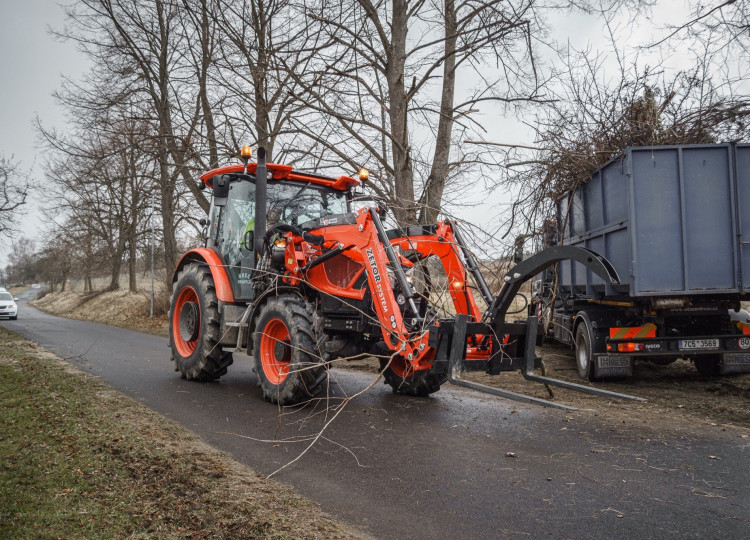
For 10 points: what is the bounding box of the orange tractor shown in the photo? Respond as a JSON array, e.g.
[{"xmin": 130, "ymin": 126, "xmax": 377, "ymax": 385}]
[{"xmin": 169, "ymin": 147, "xmax": 641, "ymax": 410}]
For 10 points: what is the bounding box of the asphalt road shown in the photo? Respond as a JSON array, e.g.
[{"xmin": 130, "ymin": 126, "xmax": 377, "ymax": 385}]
[{"xmin": 3, "ymin": 288, "xmax": 749, "ymax": 539}]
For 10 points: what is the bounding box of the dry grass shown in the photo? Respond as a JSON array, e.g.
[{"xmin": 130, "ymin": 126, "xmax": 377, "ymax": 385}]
[
  {"xmin": 33, "ymin": 290, "xmax": 169, "ymax": 337},
  {"xmin": 0, "ymin": 326, "xmax": 370, "ymax": 539}
]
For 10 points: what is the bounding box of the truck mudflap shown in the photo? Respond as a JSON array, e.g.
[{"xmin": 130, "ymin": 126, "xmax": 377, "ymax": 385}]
[
  {"xmin": 430, "ymin": 314, "xmax": 645, "ymax": 411},
  {"xmin": 721, "ymin": 353, "xmax": 750, "ymax": 374},
  {"xmin": 594, "ymin": 355, "xmax": 633, "ymax": 377}
]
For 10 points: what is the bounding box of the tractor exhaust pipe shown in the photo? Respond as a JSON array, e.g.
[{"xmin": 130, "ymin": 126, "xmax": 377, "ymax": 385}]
[{"xmin": 254, "ymin": 147, "xmax": 267, "ymax": 260}]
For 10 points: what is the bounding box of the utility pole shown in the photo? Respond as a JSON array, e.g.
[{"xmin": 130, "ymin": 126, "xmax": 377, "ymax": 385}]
[{"xmin": 150, "ymin": 187, "xmax": 155, "ymax": 318}]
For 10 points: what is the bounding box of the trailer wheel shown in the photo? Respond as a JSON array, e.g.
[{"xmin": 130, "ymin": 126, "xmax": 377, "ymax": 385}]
[
  {"xmin": 380, "ymin": 356, "xmax": 447, "ymax": 397},
  {"xmin": 575, "ymin": 322, "xmax": 597, "ymax": 381},
  {"xmin": 252, "ymin": 295, "xmax": 327, "ymax": 405},
  {"xmin": 170, "ymin": 263, "xmax": 233, "ymax": 381},
  {"xmin": 694, "ymin": 355, "xmax": 721, "ymax": 377}
]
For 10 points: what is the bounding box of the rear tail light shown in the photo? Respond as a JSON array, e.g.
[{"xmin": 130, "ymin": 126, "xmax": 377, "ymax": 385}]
[{"xmin": 608, "ymin": 342, "xmax": 645, "ymax": 352}]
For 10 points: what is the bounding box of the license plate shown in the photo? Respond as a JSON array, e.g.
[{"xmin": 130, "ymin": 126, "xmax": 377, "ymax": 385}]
[{"xmin": 679, "ymin": 339, "xmax": 719, "ymax": 351}]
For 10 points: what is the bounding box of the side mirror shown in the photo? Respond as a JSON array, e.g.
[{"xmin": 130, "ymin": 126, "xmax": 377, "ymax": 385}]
[
  {"xmin": 213, "ymin": 175, "xmax": 230, "ymax": 207},
  {"xmin": 241, "ymin": 229, "xmax": 254, "ymax": 251},
  {"xmin": 13, "ymin": 297, "xmax": 19, "ymax": 302}
]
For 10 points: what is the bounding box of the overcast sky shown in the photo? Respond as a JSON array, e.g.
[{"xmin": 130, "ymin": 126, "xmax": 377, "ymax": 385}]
[
  {"xmin": 0, "ymin": 0, "xmax": 699, "ymax": 262},
  {"xmin": 0, "ymin": 0, "xmax": 89, "ymax": 260}
]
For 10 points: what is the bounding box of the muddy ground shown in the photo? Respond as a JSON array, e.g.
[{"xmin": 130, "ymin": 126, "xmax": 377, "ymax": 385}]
[{"xmin": 32, "ymin": 290, "xmax": 750, "ymax": 431}]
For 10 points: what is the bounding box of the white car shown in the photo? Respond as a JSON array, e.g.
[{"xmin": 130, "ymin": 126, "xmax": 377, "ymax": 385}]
[{"xmin": 0, "ymin": 291, "xmax": 18, "ymax": 320}]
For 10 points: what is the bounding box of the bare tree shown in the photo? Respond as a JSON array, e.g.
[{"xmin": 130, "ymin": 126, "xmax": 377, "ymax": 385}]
[
  {"xmin": 0, "ymin": 155, "xmax": 30, "ymax": 242},
  {"xmin": 287, "ymin": 0, "xmax": 545, "ymax": 224},
  {"xmin": 38, "ymin": 97, "xmax": 155, "ymax": 292},
  {"xmin": 652, "ymin": 0, "xmax": 748, "ymax": 61},
  {"xmin": 487, "ymin": 47, "xmax": 749, "ymax": 239},
  {"xmin": 60, "ymin": 0, "xmax": 212, "ymax": 272},
  {"xmin": 5, "ymin": 237, "xmax": 37, "ymax": 285}
]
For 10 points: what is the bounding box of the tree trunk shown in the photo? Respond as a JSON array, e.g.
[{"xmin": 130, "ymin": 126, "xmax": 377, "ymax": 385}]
[
  {"xmin": 198, "ymin": 0, "xmax": 219, "ymax": 168},
  {"xmin": 386, "ymin": 0, "xmax": 416, "ymax": 224},
  {"xmin": 419, "ymin": 0, "xmax": 457, "ymax": 224},
  {"xmin": 109, "ymin": 250, "xmax": 123, "ymax": 291},
  {"xmin": 128, "ymin": 234, "xmax": 138, "ymax": 293}
]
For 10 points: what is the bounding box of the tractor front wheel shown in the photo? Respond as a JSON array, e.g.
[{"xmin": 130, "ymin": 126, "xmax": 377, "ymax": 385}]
[
  {"xmin": 380, "ymin": 355, "xmax": 446, "ymax": 397},
  {"xmin": 252, "ymin": 295, "xmax": 327, "ymax": 405},
  {"xmin": 169, "ymin": 263, "xmax": 233, "ymax": 380}
]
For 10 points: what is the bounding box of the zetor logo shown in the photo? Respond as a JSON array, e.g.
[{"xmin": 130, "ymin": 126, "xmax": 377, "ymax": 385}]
[
  {"xmin": 366, "ymin": 248, "xmax": 381, "ymax": 283},
  {"xmin": 366, "ymin": 248, "xmax": 389, "ymax": 315}
]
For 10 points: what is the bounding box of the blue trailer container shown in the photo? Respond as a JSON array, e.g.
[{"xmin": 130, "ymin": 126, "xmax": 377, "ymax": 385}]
[
  {"xmin": 557, "ymin": 143, "xmax": 750, "ymax": 297},
  {"xmin": 538, "ymin": 143, "xmax": 750, "ymax": 380}
]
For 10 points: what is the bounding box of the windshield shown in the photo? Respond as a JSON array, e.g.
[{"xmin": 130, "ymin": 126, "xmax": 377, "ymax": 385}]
[
  {"xmin": 267, "ymin": 182, "xmax": 348, "ymax": 226},
  {"xmin": 0, "ymin": 293, "xmax": 13, "ymax": 301}
]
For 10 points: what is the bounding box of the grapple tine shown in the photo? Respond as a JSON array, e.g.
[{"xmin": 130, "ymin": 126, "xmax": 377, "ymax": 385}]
[
  {"xmin": 445, "ymin": 315, "xmax": 578, "ymax": 411},
  {"xmin": 519, "ymin": 316, "xmax": 646, "ymax": 402}
]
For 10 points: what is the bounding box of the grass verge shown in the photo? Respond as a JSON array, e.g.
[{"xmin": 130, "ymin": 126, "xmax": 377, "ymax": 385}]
[{"xmin": 0, "ymin": 326, "xmax": 367, "ymax": 539}]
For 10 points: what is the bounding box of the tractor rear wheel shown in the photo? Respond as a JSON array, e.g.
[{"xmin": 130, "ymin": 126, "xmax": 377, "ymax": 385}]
[
  {"xmin": 169, "ymin": 263, "xmax": 233, "ymax": 380},
  {"xmin": 380, "ymin": 355, "xmax": 446, "ymax": 397},
  {"xmin": 252, "ymin": 295, "xmax": 327, "ymax": 405}
]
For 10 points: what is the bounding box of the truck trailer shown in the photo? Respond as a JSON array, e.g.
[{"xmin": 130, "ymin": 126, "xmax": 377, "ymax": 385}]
[{"xmin": 533, "ymin": 143, "xmax": 750, "ymax": 379}]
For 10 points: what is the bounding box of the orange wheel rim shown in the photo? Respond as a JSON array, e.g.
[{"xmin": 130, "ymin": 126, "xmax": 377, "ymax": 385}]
[
  {"xmin": 173, "ymin": 286, "xmax": 200, "ymax": 357},
  {"xmin": 260, "ymin": 318, "xmax": 291, "ymax": 384},
  {"xmin": 389, "ymin": 356, "xmax": 413, "ymax": 379}
]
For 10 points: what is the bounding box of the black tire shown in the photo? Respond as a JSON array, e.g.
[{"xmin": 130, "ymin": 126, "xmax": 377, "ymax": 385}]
[
  {"xmin": 694, "ymin": 355, "xmax": 721, "ymax": 377},
  {"xmin": 169, "ymin": 263, "xmax": 233, "ymax": 381},
  {"xmin": 575, "ymin": 322, "xmax": 596, "ymax": 381},
  {"xmin": 379, "ymin": 354, "xmax": 447, "ymax": 397},
  {"xmin": 10, "ymin": 315, "xmax": 17, "ymax": 320},
  {"xmin": 252, "ymin": 294, "xmax": 327, "ymax": 405}
]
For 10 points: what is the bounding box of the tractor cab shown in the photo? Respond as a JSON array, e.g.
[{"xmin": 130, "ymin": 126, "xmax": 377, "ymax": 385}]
[{"xmin": 198, "ymin": 149, "xmax": 362, "ymax": 300}]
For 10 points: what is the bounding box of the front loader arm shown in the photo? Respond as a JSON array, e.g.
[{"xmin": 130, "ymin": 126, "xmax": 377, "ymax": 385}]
[
  {"xmin": 388, "ymin": 220, "xmax": 488, "ymax": 321},
  {"xmin": 298, "ymin": 207, "xmax": 434, "ymax": 366}
]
